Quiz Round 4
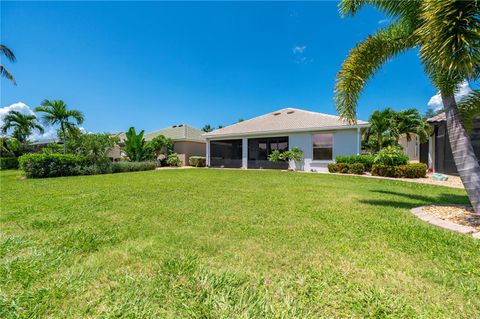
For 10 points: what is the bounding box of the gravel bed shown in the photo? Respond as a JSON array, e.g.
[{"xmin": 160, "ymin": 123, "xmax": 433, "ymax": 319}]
[{"xmin": 422, "ymin": 205, "xmax": 480, "ymax": 231}]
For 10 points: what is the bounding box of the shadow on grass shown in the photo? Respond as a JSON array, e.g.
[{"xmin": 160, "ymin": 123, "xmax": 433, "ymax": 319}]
[{"xmin": 358, "ymin": 190, "xmax": 469, "ymax": 210}]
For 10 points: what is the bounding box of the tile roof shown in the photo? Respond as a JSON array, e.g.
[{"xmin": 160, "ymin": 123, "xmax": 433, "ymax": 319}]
[
  {"xmin": 144, "ymin": 125, "xmax": 205, "ymax": 142},
  {"xmin": 427, "ymin": 112, "xmax": 446, "ymax": 123},
  {"xmin": 204, "ymin": 108, "xmax": 368, "ymax": 138}
]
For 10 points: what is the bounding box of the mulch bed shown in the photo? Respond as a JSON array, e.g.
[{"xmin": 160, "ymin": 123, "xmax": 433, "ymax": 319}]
[{"xmin": 422, "ymin": 205, "xmax": 480, "ymax": 232}]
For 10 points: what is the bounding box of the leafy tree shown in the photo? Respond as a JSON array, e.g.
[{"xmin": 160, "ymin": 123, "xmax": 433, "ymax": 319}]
[
  {"xmin": 71, "ymin": 133, "xmax": 118, "ymax": 165},
  {"xmin": 35, "ymin": 100, "xmax": 84, "ymax": 153},
  {"xmin": 144, "ymin": 135, "xmax": 174, "ymax": 160},
  {"xmin": 201, "ymin": 124, "xmax": 213, "ymax": 132},
  {"xmin": 124, "ymin": 127, "xmax": 147, "ymax": 162},
  {"xmin": 0, "ymin": 137, "xmax": 21, "ymax": 157},
  {"xmin": 1, "ymin": 44, "xmax": 16, "ymax": 85},
  {"xmin": 390, "ymin": 109, "xmax": 431, "ymax": 145},
  {"xmin": 335, "ymin": 0, "xmax": 480, "ymax": 212},
  {"xmin": 1, "ymin": 110, "xmax": 44, "ymax": 147},
  {"xmin": 363, "ymin": 108, "xmax": 396, "ymax": 152}
]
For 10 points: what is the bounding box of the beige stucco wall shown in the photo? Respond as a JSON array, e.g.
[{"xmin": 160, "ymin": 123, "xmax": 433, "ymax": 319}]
[
  {"xmin": 107, "ymin": 144, "xmax": 123, "ymax": 161},
  {"xmin": 399, "ymin": 134, "xmax": 419, "ymax": 162},
  {"xmin": 174, "ymin": 141, "xmax": 206, "ymax": 166}
]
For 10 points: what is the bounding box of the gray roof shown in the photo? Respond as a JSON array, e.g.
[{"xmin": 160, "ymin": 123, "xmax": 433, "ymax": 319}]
[
  {"xmin": 204, "ymin": 108, "xmax": 368, "ymax": 138},
  {"xmin": 144, "ymin": 125, "xmax": 205, "ymax": 142},
  {"xmin": 427, "ymin": 112, "xmax": 446, "ymax": 123}
]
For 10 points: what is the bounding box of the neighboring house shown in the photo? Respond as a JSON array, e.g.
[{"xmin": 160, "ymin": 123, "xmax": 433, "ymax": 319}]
[
  {"xmin": 203, "ymin": 108, "xmax": 369, "ymax": 171},
  {"xmin": 398, "ymin": 134, "xmax": 420, "ymax": 162},
  {"xmin": 109, "ymin": 125, "xmax": 206, "ymax": 165},
  {"xmin": 423, "ymin": 113, "xmax": 480, "ymax": 175}
]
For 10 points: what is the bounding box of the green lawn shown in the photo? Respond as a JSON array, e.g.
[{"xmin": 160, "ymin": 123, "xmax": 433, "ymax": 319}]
[{"xmin": 1, "ymin": 169, "xmax": 479, "ymax": 318}]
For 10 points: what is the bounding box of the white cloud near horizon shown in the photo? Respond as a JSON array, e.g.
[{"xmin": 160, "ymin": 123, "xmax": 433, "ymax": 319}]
[
  {"xmin": 0, "ymin": 102, "xmax": 56, "ymax": 141},
  {"xmin": 427, "ymin": 81, "xmax": 472, "ymax": 111}
]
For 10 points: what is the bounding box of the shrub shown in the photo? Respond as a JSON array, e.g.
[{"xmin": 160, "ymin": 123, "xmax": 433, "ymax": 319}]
[
  {"xmin": 0, "ymin": 157, "xmax": 19, "ymax": 170},
  {"xmin": 348, "ymin": 163, "xmax": 365, "ymax": 175},
  {"xmin": 336, "ymin": 155, "xmax": 375, "ymax": 171},
  {"xmin": 403, "ymin": 163, "xmax": 427, "ymax": 178},
  {"xmin": 111, "ymin": 161, "xmax": 157, "ymax": 173},
  {"xmin": 371, "ymin": 163, "xmax": 427, "ymax": 178},
  {"xmin": 189, "ymin": 156, "xmax": 206, "ymax": 167},
  {"xmin": 19, "ymin": 153, "xmax": 86, "ymax": 178},
  {"xmin": 374, "ymin": 146, "xmax": 408, "ymax": 166},
  {"xmin": 166, "ymin": 153, "xmax": 182, "ymax": 167},
  {"xmin": 327, "ymin": 163, "xmax": 349, "ymax": 174}
]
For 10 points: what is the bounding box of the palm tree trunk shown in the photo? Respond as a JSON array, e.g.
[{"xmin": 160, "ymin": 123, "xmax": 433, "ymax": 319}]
[
  {"xmin": 442, "ymin": 93, "xmax": 480, "ymax": 214},
  {"xmin": 61, "ymin": 122, "xmax": 66, "ymax": 154}
]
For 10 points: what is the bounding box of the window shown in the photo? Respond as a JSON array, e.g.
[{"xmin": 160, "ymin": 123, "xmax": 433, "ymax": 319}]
[{"xmin": 313, "ymin": 133, "xmax": 333, "ymax": 160}]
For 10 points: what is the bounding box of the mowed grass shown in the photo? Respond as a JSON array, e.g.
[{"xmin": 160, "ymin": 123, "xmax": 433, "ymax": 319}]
[{"xmin": 1, "ymin": 169, "xmax": 479, "ymax": 318}]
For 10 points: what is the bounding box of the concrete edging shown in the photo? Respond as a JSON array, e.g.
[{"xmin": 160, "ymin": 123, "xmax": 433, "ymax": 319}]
[{"xmin": 411, "ymin": 206, "xmax": 480, "ymax": 239}]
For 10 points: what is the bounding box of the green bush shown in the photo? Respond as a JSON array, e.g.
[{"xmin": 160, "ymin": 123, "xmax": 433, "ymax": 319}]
[
  {"xmin": 374, "ymin": 146, "xmax": 408, "ymax": 166},
  {"xmin": 166, "ymin": 153, "xmax": 182, "ymax": 167},
  {"xmin": 336, "ymin": 155, "xmax": 375, "ymax": 171},
  {"xmin": 19, "ymin": 153, "xmax": 86, "ymax": 178},
  {"xmin": 403, "ymin": 163, "xmax": 427, "ymax": 178},
  {"xmin": 111, "ymin": 161, "xmax": 157, "ymax": 173},
  {"xmin": 348, "ymin": 163, "xmax": 365, "ymax": 175},
  {"xmin": 371, "ymin": 163, "xmax": 427, "ymax": 178},
  {"xmin": 327, "ymin": 163, "xmax": 349, "ymax": 174},
  {"xmin": 0, "ymin": 157, "xmax": 19, "ymax": 170},
  {"xmin": 189, "ymin": 156, "xmax": 206, "ymax": 167}
]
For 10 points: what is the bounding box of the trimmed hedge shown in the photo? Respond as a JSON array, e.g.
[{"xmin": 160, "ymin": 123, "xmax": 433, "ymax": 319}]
[
  {"xmin": 336, "ymin": 155, "xmax": 375, "ymax": 171},
  {"xmin": 19, "ymin": 153, "xmax": 86, "ymax": 178},
  {"xmin": 347, "ymin": 163, "xmax": 365, "ymax": 175},
  {"xmin": 0, "ymin": 157, "xmax": 19, "ymax": 170},
  {"xmin": 374, "ymin": 146, "xmax": 409, "ymax": 166},
  {"xmin": 371, "ymin": 163, "xmax": 427, "ymax": 178},
  {"xmin": 19, "ymin": 153, "xmax": 157, "ymax": 178},
  {"xmin": 111, "ymin": 161, "xmax": 156, "ymax": 173},
  {"xmin": 189, "ymin": 156, "xmax": 206, "ymax": 167},
  {"xmin": 327, "ymin": 163, "xmax": 353, "ymax": 174}
]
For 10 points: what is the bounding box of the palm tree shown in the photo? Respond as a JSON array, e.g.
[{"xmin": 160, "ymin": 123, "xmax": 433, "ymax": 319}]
[
  {"xmin": 0, "ymin": 44, "xmax": 16, "ymax": 85},
  {"xmin": 124, "ymin": 127, "xmax": 146, "ymax": 162},
  {"xmin": 391, "ymin": 109, "xmax": 431, "ymax": 145},
  {"xmin": 335, "ymin": 0, "xmax": 480, "ymax": 213},
  {"xmin": 364, "ymin": 108, "xmax": 396, "ymax": 152},
  {"xmin": 35, "ymin": 100, "xmax": 84, "ymax": 153},
  {"xmin": 1, "ymin": 111, "xmax": 44, "ymax": 146},
  {"xmin": 202, "ymin": 124, "xmax": 213, "ymax": 132}
]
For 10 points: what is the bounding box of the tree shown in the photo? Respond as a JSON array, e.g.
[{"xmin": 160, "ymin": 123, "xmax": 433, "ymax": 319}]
[
  {"xmin": 1, "ymin": 44, "xmax": 16, "ymax": 85},
  {"xmin": 71, "ymin": 133, "xmax": 117, "ymax": 165},
  {"xmin": 144, "ymin": 135, "xmax": 174, "ymax": 160},
  {"xmin": 0, "ymin": 137, "xmax": 21, "ymax": 157},
  {"xmin": 35, "ymin": 100, "xmax": 84, "ymax": 154},
  {"xmin": 390, "ymin": 109, "xmax": 431, "ymax": 145},
  {"xmin": 124, "ymin": 127, "xmax": 147, "ymax": 162},
  {"xmin": 363, "ymin": 108, "xmax": 396, "ymax": 152},
  {"xmin": 201, "ymin": 124, "xmax": 213, "ymax": 132},
  {"xmin": 335, "ymin": 0, "xmax": 480, "ymax": 213},
  {"xmin": 1, "ymin": 110, "xmax": 44, "ymax": 147}
]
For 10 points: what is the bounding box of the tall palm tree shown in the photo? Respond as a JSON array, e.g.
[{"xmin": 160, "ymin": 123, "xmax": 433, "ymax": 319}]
[
  {"xmin": 0, "ymin": 44, "xmax": 16, "ymax": 85},
  {"xmin": 1, "ymin": 111, "xmax": 44, "ymax": 146},
  {"xmin": 364, "ymin": 108, "xmax": 396, "ymax": 152},
  {"xmin": 335, "ymin": 0, "xmax": 480, "ymax": 213},
  {"xmin": 391, "ymin": 109, "xmax": 431, "ymax": 145},
  {"xmin": 35, "ymin": 99, "xmax": 84, "ymax": 153}
]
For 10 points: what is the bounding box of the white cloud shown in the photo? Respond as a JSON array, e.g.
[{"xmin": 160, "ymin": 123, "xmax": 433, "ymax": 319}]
[
  {"xmin": 0, "ymin": 102, "xmax": 35, "ymax": 128},
  {"xmin": 292, "ymin": 45, "xmax": 306, "ymax": 54},
  {"xmin": 0, "ymin": 101, "xmax": 57, "ymax": 141},
  {"xmin": 427, "ymin": 81, "xmax": 473, "ymax": 111}
]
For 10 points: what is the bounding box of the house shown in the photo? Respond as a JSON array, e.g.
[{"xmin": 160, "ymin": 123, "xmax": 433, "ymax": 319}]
[
  {"xmin": 423, "ymin": 113, "xmax": 480, "ymax": 175},
  {"xmin": 109, "ymin": 125, "xmax": 206, "ymax": 165},
  {"xmin": 203, "ymin": 108, "xmax": 369, "ymax": 171}
]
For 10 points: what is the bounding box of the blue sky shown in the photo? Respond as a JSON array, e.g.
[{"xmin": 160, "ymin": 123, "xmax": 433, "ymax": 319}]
[{"xmin": 0, "ymin": 1, "xmax": 454, "ymax": 136}]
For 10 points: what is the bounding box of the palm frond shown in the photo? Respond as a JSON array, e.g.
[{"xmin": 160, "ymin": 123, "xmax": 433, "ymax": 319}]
[
  {"xmin": 334, "ymin": 22, "xmax": 416, "ymax": 123},
  {"xmin": 0, "ymin": 44, "xmax": 16, "ymax": 62},
  {"xmin": 65, "ymin": 110, "xmax": 85, "ymax": 124},
  {"xmin": 0, "ymin": 65, "xmax": 16, "ymax": 85},
  {"xmin": 417, "ymin": 0, "xmax": 480, "ymax": 82},
  {"xmin": 458, "ymin": 89, "xmax": 480, "ymax": 132},
  {"xmin": 339, "ymin": 0, "xmax": 422, "ymax": 23}
]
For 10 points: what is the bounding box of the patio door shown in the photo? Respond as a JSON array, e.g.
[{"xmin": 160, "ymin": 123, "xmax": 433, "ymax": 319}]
[{"xmin": 248, "ymin": 137, "xmax": 289, "ymax": 169}]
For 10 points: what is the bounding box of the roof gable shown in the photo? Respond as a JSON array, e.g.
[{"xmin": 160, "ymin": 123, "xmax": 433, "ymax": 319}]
[{"xmin": 144, "ymin": 125, "xmax": 205, "ymax": 142}]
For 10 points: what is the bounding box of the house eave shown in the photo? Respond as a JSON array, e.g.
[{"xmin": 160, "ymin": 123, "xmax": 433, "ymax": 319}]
[{"xmin": 203, "ymin": 124, "xmax": 369, "ymax": 139}]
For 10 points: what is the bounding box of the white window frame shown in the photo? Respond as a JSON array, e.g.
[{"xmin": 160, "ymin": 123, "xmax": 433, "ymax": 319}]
[{"xmin": 312, "ymin": 133, "xmax": 334, "ymax": 162}]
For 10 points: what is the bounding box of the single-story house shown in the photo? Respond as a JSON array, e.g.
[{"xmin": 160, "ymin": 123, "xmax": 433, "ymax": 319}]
[
  {"xmin": 109, "ymin": 124, "xmax": 206, "ymax": 165},
  {"xmin": 422, "ymin": 113, "xmax": 480, "ymax": 175},
  {"xmin": 203, "ymin": 108, "xmax": 369, "ymax": 171}
]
